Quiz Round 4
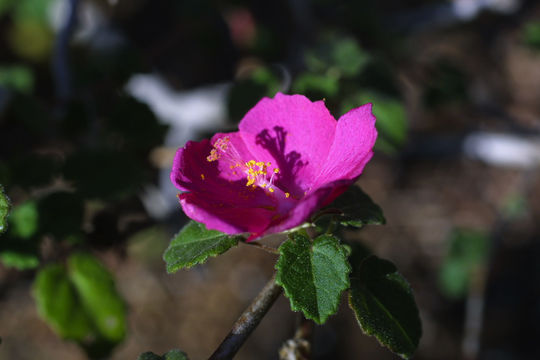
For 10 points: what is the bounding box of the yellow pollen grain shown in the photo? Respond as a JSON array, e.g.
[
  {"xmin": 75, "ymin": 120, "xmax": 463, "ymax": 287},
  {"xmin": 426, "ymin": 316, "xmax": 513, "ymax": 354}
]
[
  {"xmin": 268, "ymin": 188, "xmax": 275, "ymax": 193},
  {"xmin": 285, "ymin": 192, "xmax": 290, "ymax": 198},
  {"xmin": 274, "ymin": 168, "xmax": 280, "ymax": 173},
  {"xmin": 200, "ymin": 174, "xmax": 205, "ymax": 180}
]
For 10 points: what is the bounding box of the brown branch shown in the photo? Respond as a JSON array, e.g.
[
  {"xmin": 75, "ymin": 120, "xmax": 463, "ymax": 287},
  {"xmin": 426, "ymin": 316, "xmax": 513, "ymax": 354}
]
[
  {"xmin": 208, "ymin": 274, "xmax": 283, "ymax": 360},
  {"xmin": 279, "ymin": 316, "xmax": 314, "ymax": 360}
]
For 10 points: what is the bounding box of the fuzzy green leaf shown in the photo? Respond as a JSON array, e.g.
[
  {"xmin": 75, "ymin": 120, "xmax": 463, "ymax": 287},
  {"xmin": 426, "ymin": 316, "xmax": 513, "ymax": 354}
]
[
  {"xmin": 276, "ymin": 232, "xmax": 350, "ymax": 324},
  {"xmin": 68, "ymin": 253, "xmax": 127, "ymax": 342},
  {"xmin": 9, "ymin": 200, "xmax": 39, "ymax": 239},
  {"xmin": 349, "ymin": 255, "xmax": 421, "ymax": 359},
  {"xmin": 163, "ymin": 221, "xmax": 241, "ymax": 273},
  {"xmin": 34, "ymin": 253, "xmax": 127, "ymax": 356},
  {"xmin": 327, "ymin": 186, "xmax": 385, "ymax": 228},
  {"xmin": 0, "ymin": 185, "xmax": 10, "ymax": 234},
  {"xmin": 34, "ymin": 264, "xmax": 95, "ymax": 341},
  {"xmin": 138, "ymin": 350, "xmax": 189, "ymax": 360}
]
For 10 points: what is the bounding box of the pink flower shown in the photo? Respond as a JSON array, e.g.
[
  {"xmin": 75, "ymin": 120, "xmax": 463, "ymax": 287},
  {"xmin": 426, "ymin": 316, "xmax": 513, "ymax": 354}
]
[{"xmin": 170, "ymin": 93, "xmax": 377, "ymax": 240}]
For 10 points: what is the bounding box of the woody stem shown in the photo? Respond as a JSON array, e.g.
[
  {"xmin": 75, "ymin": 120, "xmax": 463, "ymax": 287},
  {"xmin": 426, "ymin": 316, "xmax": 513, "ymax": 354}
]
[{"xmin": 208, "ymin": 273, "xmax": 283, "ymax": 360}]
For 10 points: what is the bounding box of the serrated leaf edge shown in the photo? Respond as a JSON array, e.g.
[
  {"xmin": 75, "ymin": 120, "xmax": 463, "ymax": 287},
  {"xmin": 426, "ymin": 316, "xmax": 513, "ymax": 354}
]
[
  {"xmin": 275, "ymin": 234, "xmax": 351, "ymax": 324},
  {"xmin": 348, "ymin": 257, "xmax": 420, "ymax": 359},
  {"xmin": 164, "ymin": 223, "xmax": 242, "ymax": 273}
]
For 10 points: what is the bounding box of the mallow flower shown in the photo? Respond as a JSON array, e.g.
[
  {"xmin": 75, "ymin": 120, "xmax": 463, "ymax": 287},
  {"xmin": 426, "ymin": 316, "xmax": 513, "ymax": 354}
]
[{"xmin": 170, "ymin": 93, "xmax": 377, "ymax": 240}]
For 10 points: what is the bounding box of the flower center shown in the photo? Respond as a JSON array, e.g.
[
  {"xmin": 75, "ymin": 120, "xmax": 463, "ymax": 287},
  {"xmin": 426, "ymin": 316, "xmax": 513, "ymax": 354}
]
[{"xmin": 206, "ymin": 136, "xmax": 290, "ymax": 198}]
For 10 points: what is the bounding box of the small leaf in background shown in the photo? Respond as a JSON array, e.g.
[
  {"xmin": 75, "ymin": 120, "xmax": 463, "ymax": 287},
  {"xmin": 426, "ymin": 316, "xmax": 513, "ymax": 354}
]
[
  {"xmin": 33, "ymin": 253, "xmax": 127, "ymax": 357},
  {"xmin": 304, "ymin": 35, "xmax": 369, "ymax": 78},
  {"xmin": 0, "ymin": 184, "xmax": 10, "ymax": 234},
  {"xmin": 320, "ymin": 186, "xmax": 385, "ymax": 228},
  {"xmin": 349, "ymin": 255, "xmax": 421, "ymax": 359},
  {"xmin": 342, "ymin": 91, "xmax": 407, "ymax": 155},
  {"xmin": 34, "ymin": 264, "xmax": 95, "ymax": 341},
  {"xmin": 163, "ymin": 221, "xmax": 241, "ymax": 273},
  {"xmin": 292, "ymin": 73, "xmax": 339, "ymax": 99},
  {"xmin": 0, "ymin": 65, "xmax": 34, "ymax": 93},
  {"xmin": 68, "ymin": 253, "xmax": 127, "ymax": 343},
  {"xmin": 522, "ymin": 21, "xmax": 540, "ymax": 50},
  {"xmin": 8, "ymin": 20, "xmax": 53, "ymax": 62},
  {"xmin": 275, "ymin": 232, "xmax": 350, "ymax": 324},
  {"xmin": 9, "ymin": 200, "xmax": 38, "ymax": 239},
  {"xmin": 0, "ymin": 250, "xmax": 39, "ymax": 269},
  {"xmin": 438, "ymin": 229, "xmax": 489, "ymax": 299},
  {"xmin": 138, "ymin": 349, "xmax": 189, "ymax": 360}
]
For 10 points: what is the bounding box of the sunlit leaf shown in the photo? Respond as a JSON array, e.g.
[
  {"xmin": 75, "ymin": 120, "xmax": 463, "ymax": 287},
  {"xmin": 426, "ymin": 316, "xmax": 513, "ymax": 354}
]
[
  {"xmin": 0, "ymin": 184, "xmax": 10, "ymax": 234},
  {"xmin": 276, "ymin": 232, "xmax": 350, "ymax": 324},
  {"xmin": 163, "ymin": 221, "xmax": 241, "ymax": 273},
  {"xmin": 438, "ymin": 229, "xmax": 488, "ymax": 299}
]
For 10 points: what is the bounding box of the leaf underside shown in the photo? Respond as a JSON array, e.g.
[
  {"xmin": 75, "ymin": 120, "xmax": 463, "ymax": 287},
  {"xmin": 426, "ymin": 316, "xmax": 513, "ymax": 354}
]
[
  {"xmin": 349, "ymin": 255, "xmax": 422, "ymax": 359},
  {"xmin": 327, "ymin": 186, "xmax": 385, "ymax": 228}
]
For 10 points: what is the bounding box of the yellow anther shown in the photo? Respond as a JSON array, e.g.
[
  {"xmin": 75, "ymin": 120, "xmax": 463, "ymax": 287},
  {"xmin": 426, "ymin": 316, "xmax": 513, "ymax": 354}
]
[
  {"xmin": 285, "ymin": 192, "xmax": 290, "ymax": 198},
  {"xmin": 268, "ymin": 188, "xmax": 275, "ymax": 193},
  {"xmin": 201, "ymin": 174, "xmax": 205, "ymax": 180},
  {"xmin": 274, "ymin": 168, "xmax": 280, "ymax": 174}
]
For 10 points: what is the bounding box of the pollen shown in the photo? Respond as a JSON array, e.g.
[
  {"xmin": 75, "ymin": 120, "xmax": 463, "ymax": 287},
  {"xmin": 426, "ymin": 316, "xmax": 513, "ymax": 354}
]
[
  {"xmin": 200, "ymin": 174, "xmax": 205, "ymax": 180},
  {"xmin": 285, "ymin": 192, "xmax": 290, "ymax": 198}
]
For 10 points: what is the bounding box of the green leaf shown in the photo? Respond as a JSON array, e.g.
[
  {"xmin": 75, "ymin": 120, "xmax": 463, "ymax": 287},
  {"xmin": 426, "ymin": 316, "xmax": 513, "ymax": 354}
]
[
  {"xmin": 34, "ymin": 264, "xmax": 95, "ymax": 341},
  {"xmin": 438, "ymin": 229, "xmax": 488, "ymax": 299},
  {"xmin": 67, "ymin": 253, "xmax": 126, "ymax": 342},
  {"xmin": 163, "ymin": 221, "xmax": 241, "ymax": 273},
  {"xmin": 0, "ymin": 65, "xmax": 34, "ymax": 93},
  {"xmin": 9, "ymin": 200, "xmax": 39, "ymax": 239},
  {"xmin": 33, "ymin": 253, "xmax": 127, "ymax": 357},
  {"xmin": 342, "ymin": 91, "xmax": 408, "ymax": 155},
  {"xmin": 324, "ymin": 186, "xmax": 385, "ymax": 228},
  {"xmin": 0, "ymin": 185, "xmax": 10, "ymax": 234},
  {"xmin": 275, "ymin": 232, "xmax": 351, "ymax": 324},
  {"xmin": 138, "ymin": 349, "xmax": 189, "ymax": 360},
  {"xmin": 349, "ymin": 255, "xmax": 421, "ymax": 359},
  {"xmin": 0, "ymin": 250, "xmax": 39, "ymax": 269}
]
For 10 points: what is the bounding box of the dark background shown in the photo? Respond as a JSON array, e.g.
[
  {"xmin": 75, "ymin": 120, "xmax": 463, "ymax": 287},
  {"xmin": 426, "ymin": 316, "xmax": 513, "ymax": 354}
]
[{"xmin": 1, "ymin": 0, "xmax": 540, "ymax": 359}]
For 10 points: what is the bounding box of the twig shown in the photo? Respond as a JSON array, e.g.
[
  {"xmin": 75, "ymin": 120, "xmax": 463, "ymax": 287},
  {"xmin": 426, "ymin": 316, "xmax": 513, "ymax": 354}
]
[
  {"xmin": 208, "ymin": 274, "xmax": 283, "ymax": 360},
  {"xmin": 242, "ymin": 241, "xmax": 279, "ymax": 254},
  {"xmin": 279, "ymin": 316, "xmax": 314, "ymax": 360}
]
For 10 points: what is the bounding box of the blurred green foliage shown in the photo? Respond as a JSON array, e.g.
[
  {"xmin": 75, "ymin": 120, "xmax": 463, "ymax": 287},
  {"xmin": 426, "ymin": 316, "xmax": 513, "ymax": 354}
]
[
  {"xmin": 0, "ymin": 66, "xmax": 34, "ymax": 93},
  {"xmin": 438, "ymin": 229, "xmax": 489, "ymax": 299},
  {"xmin": 34, "ymin": 253, "xmax": 127, "ymax": 358},
  {"xmin": 522, "ymin": 21, "xmax": 540, "ymax": 50}
]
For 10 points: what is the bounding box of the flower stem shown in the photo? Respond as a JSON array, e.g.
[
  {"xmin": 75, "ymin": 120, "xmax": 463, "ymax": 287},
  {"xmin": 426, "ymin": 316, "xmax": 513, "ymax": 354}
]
[
  {"xmin": 208, "ymin": 273, "xmax": 283, "ymax": 360},
  {"xmin": 242, "ymin": 241, "xmax": 280, "ymax": 254}
]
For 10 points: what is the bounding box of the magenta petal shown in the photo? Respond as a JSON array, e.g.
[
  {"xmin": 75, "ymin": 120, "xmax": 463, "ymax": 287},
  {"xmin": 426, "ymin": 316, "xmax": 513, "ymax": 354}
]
[
  {"xmin": 313, "ymin": 103, "xmax": 377, "ymax": 188},
  {"xmin": 261, "ymin": 180, "xmax": 352, "ymax": 237},
  {"xmin": 180, "ymin": 192, "xmax": 273, "ymax": 235},
  {"xmin": 170, "ymin": 140, "xmax": 215, "ymax": 192},
  {"xmin": 238, "ymin": 93, "xmax": 337, "ymax": 192}
]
